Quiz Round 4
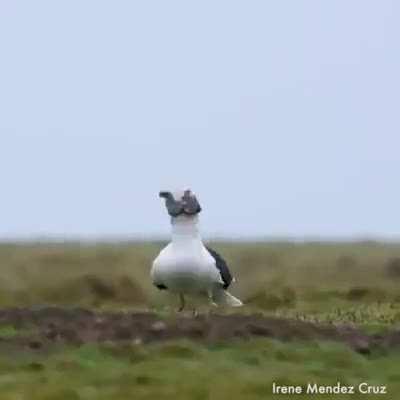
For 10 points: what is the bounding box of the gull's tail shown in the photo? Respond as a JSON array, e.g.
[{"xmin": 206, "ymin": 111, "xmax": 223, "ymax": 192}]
[{"xmin": 212, "ymin": 288, "xmax": 243, "ymax": 307}]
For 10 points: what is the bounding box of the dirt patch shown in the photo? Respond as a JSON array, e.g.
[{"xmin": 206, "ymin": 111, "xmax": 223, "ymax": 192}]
[{"xmin": 0, "ymin": 307, "xmax": 399, "ymax": 354}]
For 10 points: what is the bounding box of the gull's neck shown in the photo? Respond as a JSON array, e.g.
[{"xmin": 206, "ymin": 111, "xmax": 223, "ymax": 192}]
[{"xmin": 171, "ymin": 215, "xmax": 201, "ymax": 243}]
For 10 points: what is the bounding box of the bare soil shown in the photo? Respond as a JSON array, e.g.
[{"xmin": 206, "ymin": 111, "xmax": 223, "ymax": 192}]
[{"xmin": 0, "ymin": 307, "xmax": 399, "ymax": 354}]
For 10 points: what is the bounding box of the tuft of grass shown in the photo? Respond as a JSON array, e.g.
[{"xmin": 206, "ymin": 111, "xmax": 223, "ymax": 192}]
[
  {"xmin": 0, "ymin": 325, "xmax": 20, "ymax": 339},
  {"xmin": 0, "ymin": 325, "xmax": 33, "ymax": 339}
]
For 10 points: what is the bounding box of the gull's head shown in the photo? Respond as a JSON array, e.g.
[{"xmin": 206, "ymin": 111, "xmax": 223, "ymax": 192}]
[{"xmin": 159, "ymin": 189, "xmax": 202, "ymax": 218}]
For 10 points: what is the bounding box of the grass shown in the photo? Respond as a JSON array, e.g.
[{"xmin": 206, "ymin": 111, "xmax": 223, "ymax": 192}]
[
  {"xmin": 1, "ymin": 241, "xmax": 400, "ymax": 399},
  {"xmin": 1, "ymin": 241, "xmax": 400, "ymax": 326},
  {"xmin": 0, "ymin": 325, "xmax": 21, "ymax": 339},
  {"xmin": 0, "ymin": 339, "xmax": 399, "ymax": 399}
]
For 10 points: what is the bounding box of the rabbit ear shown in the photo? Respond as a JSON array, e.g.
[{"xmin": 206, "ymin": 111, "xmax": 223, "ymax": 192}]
[
  {"xmin": 166, "ymin": 198, "xmax": 184, "ymax": 216},
  {"xmin": 182, "ymin": 190, "xmax": 202, "ymax": 214},
  {"xmin": 159, "ymin": 191, "xmax": 184, "ymax": 217}
]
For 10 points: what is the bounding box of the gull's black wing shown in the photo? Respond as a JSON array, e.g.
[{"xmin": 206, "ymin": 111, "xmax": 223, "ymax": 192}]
[{"xmin": 206, "ymin": 246, "xmax": 233, "ymax": 289}]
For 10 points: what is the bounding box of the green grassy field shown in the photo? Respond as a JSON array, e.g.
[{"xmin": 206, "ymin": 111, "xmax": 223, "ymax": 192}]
[
  {"xmin": 1, "ymin": 339, "xmax": 400, "ymax": 400},
  {"xmin": 1, "ymin": 241, "xmax": 400, "ymax": 399}
]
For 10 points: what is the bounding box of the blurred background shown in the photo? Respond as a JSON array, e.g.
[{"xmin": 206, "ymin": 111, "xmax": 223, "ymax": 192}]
[
  {"xmin": 1, "ymin": 0, "xmax": 399, "ymax": 241},
  {"xmin": 0, "ymin": 0, "xmax": 399, "ymax": 320}
]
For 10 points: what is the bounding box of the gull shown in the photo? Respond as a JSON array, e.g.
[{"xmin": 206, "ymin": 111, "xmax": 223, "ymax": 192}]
[{"xmin": 151, "ymin": 189, "xmax": 242, "ymax": 312}]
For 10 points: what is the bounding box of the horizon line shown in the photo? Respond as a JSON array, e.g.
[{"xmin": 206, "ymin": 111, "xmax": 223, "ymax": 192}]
[{"xmin": 1, "ymin": 234, "xmax": 400, "ymax": 244}]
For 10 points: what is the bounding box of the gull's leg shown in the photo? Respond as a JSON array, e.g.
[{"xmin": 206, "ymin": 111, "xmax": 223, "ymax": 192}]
[
  {"xmin": 206, "ymin": 290, "xmax": 217, "ymax": 318},
  {"xmin": 177, "ymin": 293, "xmax": 185, "ymax": 312},
  {"xmin": 208, "ymin": 290, "xmax": 218, "ymax": 308}
]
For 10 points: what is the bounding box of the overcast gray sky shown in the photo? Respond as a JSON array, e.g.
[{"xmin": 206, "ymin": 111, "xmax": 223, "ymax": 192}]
[{"xmin": 1, "ymin": 1, "xmax": 399, "ymax": 239}]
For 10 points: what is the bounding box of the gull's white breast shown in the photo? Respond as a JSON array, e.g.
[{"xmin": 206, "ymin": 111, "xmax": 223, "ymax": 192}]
[{"xmin": 151, "ymin": 242, "xmax": 222, "ymax": 293}]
